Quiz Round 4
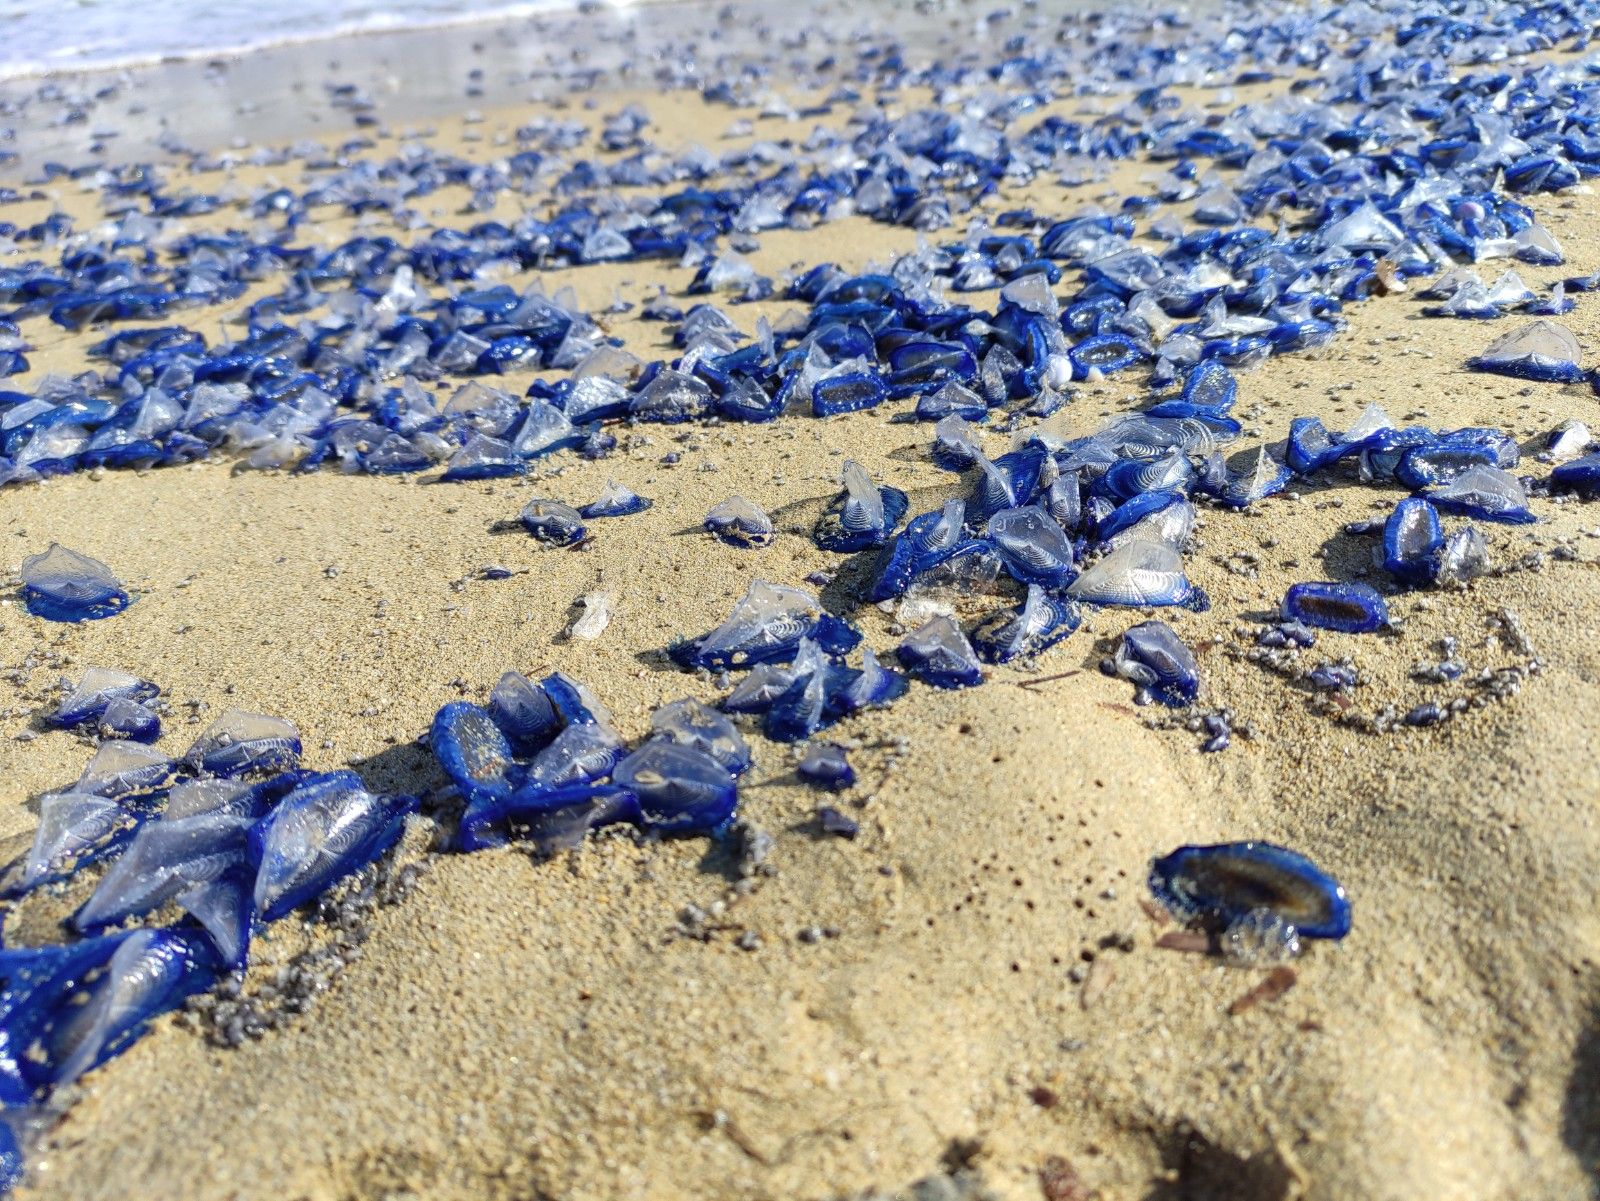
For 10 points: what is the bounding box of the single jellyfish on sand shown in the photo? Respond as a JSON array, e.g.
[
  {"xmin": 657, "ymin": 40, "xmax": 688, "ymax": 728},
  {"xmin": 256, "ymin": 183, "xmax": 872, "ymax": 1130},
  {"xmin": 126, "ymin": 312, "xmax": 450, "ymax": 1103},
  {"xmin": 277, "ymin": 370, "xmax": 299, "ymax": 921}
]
[
  {"xmin": 19, "ymin": 545, "xmax": 129, "ymax": 622},
  {"xmin": 1467, "ymin": 319, "xmax": 1584, "ymax": 382},
  {"xmin": 1149, "ymin": 841, "xmax": 1351, "ymax": 965}
]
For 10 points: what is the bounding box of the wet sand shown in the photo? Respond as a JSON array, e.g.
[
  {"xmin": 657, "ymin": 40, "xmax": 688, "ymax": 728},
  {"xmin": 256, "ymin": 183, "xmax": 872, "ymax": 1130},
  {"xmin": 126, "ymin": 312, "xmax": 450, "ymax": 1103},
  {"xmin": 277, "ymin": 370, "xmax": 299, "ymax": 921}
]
[{"xmin": 5, "ymin": 4, "xmax": 1600, "ymax": 1200}]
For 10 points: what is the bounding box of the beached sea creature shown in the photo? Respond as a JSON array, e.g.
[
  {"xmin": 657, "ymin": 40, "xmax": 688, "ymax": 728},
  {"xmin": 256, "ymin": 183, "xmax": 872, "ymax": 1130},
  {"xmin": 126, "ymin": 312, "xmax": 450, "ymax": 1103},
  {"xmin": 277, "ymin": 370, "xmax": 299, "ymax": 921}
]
[
  {"xmin": 1541, "ymin": 421, "xmax": 1591, "ymax": 464},
  {"xmin": 897, "ymin": 616, "xmax": 984, "ymax": 689},
  {"xmin": 93, "ymin": 698, "xmax": 161, "ymax": 743},
  {"xmin": 970, "ymin": 586, "xmax": 1079, "ymax": 664},
  {"xmin": 1383, "ymin": 497, "xmax": 1443, "ymax": 587},
  {"xmin": 797, "ymin": 743, "xmax": 854, "ymax": 791},
  {"xmin": 578, "ymin": 479, "xmax": 651, "ymax": 518},
  {"xmin": 986, "ymin": 505, "xmax": 1075, "ymax": 587},
  {"xmin": 521, "ymin": 721, "xmax": 624, "ymax": 791},
  {"xmin": 1467, "ymin": 319, "xmax": 1584, "ymax": 382},
  {"xmin": 649, "ymin": 698, "xmax": 750, "ymax": 775},
  {"xmin": 459, "ymin": 783, "xmax": 641, "ymax": 853},
  {"xmin": 871, "ymin": 500, "xmax": 971, "ymax": 600},
  {"xmin": 251, "ymin": 770, "xmax": 417, "ymax": 920},
  {"xmin": 1068, "ymin": 331, "xmax": 1143, "ymax": 379},
  {"xmin": 813, "ymin": 460, "xmax": 908, "ymax": 552},
  {"xmin": 932, "ymin": 415, "xmax": 982, "ymax": 469},
  {"xmin": 970, "ymin": 445, "xmax": 1047, "ymax": 520},
  {"xmin": 51, "ymin": 667, "xmax": 159, "ymax": 730},
  {"xmin": 541, "ymin": 671, "xmax": 612, "ymax": 727},
  {"xmin": 184, "ymin": 709, "xmax": 301, "ymax": 777},
  {"xmin": 1436, "ymin": 528, "xmax": 1491, "ymax": 584},
  {"xmin": 1112, "ymin": 620, "xmax": 1199, "ymax": 706},
  {"xmin": 9, "ymin": 791, "xmax": 145, "ymax": 895},
  {"xmin": 916, "ymin": 381, "xmax": 986, "ymax": 422},
  {"xmin": 511, "ymin": 399, "xmax": 580, "ymax": 458},
  {"xmin": 1094, "ymin": 489, "xmax": 1193, "ymax": 548},
  {"xmin": 1287, "ymin": 405, "xmax": 1393, "ymax": 475},
  {"xmin": 671, "ymin": 581, "xmax": 859, "ymax": 670},
  {"xmin": 18, "ymin": 544, "xmax": 129, "ymax": 622},
  {"xmin": 76, "ymin": 741, "xmax": 172, "ymax": 797},
  {"xmin": 75, "ymin": 807, "xmax": 257, "ymax": 932},
  {"xmin": 613, "ymin": 741, "xmax": 737, "ymax": 834},
  {"xmin": 1175, "ymin": 360, "xmax": 1237, "ymax": 417},
  {"xmin": 1093, "ymin": 450, "xmax": 1194, "ymax": 503},
  {"xmin": 487, "ymin": 671, "xmax": 560, "ymax": 749},
  {"xmin": 1551, "ymin": 452, "xmax": 1600, "ymax": 497},
  {"xmin": 1211, "ymin": 447, "xmax": 1291, "ymax": 508},
  {"xmin": 1067, "ymin": 540, "xmax": 1201, "ymax": 608},
  {"xmin": 519, "ymin": 499, "xmax": 587, "ymax": 546},
  {"xmin": 1424, "ymin": 465, "xmax": 1535, "ymax": 523},
  {"xmin": 812, "ymin": 370, "xmax": 888, "ymax": 416},
  {"xmin": 1148, "ymin": 841, "xmax": 1352, "ymax": 960},
  {"xmin": 1281, "ymin": 582, "xmax": 1389, "ymax": 633},
  {"xmin": 177, "ymin": 868, "xmax": 255, "ymax": 969},
  {"xmin": 705, "ymin": 496, "xmax": 774, "ymax": 547},
  {"xmin": 440, "ymin": 434, "xmax": 522, "ymax": 481},
  {"xmin": 2, "ymin": 928, "xmax": 222, "ymax": 1094},
  {"xmin": 837, "ymin": 646, "xmax": 909, "ymax": 712},
  {"xmin": 430, "ymin": 701, "xmax": 516, "ymax": 802}
]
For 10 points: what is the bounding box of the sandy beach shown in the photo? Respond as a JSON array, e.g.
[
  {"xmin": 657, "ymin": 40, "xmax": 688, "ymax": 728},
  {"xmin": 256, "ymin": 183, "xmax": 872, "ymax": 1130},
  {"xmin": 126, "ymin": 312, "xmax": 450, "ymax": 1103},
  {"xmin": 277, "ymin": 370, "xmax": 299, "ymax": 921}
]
[{"xmin": 3, "ymin": 2, "xmax": 1600, "ymax": 1199}]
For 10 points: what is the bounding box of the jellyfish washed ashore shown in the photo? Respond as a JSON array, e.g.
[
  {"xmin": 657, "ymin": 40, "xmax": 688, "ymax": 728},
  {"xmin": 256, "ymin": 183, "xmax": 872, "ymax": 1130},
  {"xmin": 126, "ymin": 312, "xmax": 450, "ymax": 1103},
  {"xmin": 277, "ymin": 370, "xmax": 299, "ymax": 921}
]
[{"xmin": 9, "ymin": 0, "xmax": 1600, "ymax": 1188}]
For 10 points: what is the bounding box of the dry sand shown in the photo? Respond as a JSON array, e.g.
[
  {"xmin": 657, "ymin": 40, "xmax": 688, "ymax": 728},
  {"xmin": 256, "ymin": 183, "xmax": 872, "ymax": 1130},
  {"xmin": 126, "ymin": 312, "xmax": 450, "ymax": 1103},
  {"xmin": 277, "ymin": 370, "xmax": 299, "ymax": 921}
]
[{"xmin": 4, "ymin": 8, "xmax": 1600, "ymax": 1201}]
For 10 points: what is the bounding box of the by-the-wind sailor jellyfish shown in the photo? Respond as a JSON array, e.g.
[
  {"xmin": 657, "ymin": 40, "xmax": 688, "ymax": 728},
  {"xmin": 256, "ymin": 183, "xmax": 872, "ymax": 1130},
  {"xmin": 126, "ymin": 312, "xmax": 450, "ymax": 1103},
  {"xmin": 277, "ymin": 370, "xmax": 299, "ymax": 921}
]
[
  {"xmin": 430, "ymin": 701, "xmax": 517, "ymax": 802},
  {"xmin": 838, "ymin": 646, "xmax": 908, "ymax": 712},
  {"xmin": 1468, "ymin": 319, "xmax": 1584, "ymax": 382},
  {"xmin": 1552, "ymin": 452, "xmax": 1600, "ymax": 497},
  {"xmin": 705, "ymin": 496, "xmax": 774, "ymax": 547},
  {"xmin": 579, "ymin": 480, "xmax": 652, "ymax": 519},
  {"xmin": 19, "ymin": 544, "xmax": 130, "ymax": 621},
  {"xmin": 251, "ymin": 770, "xmax": 418, "ymax": 921},
  {"xmin": 185, "ymin": 709, "xmax": 301, "ymax": 777},
  {"xmin": 813, "ymin": 460, "xmax": 908, "ymax": 552},
  {"xmin": 519, "ymin": 499, "xmax": 587, "ymax": 546},
  {"xmin": 95, "ymin": 697, "xmax": 160, "ymax": 742},
  {"xmin": 1148, "ymin": 841, "xmax": 1351, "ymax": 963},
  {"xmin": 649, "ymin": 697, "xmax": 751, "ymax": 775},
  {"xmin": 459, "ymin": 783, "xmax": 642, "ymax": 854},
  {"xmin": 871, "ymin": 499, "xmax": 969, "ymax": 601},
  {"xmin": 568, "ymin": 592, "xmax": 612, "ymax": 641},
  {"xmin": 673, "ymin": 581, "xmax": 859, "ymax": 669},
  {"xmin": 76, "ymin": 741, "xmax": 172, "ymax": 797},
  {"xmin": 488, "ymin": 671, "xmax": 560, "ymax": 748},
  {"xmin": 13, "ymin": 790, "xmax": 144, "ymax": 892},
  {"xmin": 1213, "ymin": 448, "xmax": 1291, "ymax": 508},
  {"xmin": 797, "ymin": 743, "xmax": 855, "ymax": 791},
  {"xmin": 24, "ymin": 928, "xmax": 222, "ymax": 1088},
  {"xmin": 1383, "ymin": 498, "xmax": 1443, "ymax": 587},
  {"xmin": 1281, "ymin": 582, "xmax": 1389, "ymax": 633},
  {"xmin": 1067, "ymin": 540, "xmax": 1200, "ymax": 608},
  {"xmin": 522, "ymin": 721, "xmax": 624, "ymax": 790},
  {"xmin": 52, "ymin": 667, "xmax": 158, "ymax": 729},
  {"xmin": 74, "ymin": 807, "xmax": 256, "ymax": 932},
  {"xmin": 985, "ymin": 505, "xmax": 1076, "ymax": 587},
  {"xmin": 440, "ymin": 435, "xmax": 522, "ymax": 482},
  {"xmin": 897, "ymin": 616, "xmax": 984, "ymax": 689},
  {"xmin": 1112, "ymin": 620, "xmax": 1199, "ymax": 706},
  {"xmin": 970, "ymin": 586, "xmax": 1080, "ymax": 664},
  {"xmin": 177, "ymin": 868, "xmax": 255, "ymax": 969},
  {"xmin": 932, "ymin": 415, "xmax": 982, "ymax": 469},
  {"xmin": 613, "ymin": 741, "xmax": 736, "ymax": 834},
  {"xmin": 1424, "ymin": 465, "xmax": 1536, "ymax": 524}
]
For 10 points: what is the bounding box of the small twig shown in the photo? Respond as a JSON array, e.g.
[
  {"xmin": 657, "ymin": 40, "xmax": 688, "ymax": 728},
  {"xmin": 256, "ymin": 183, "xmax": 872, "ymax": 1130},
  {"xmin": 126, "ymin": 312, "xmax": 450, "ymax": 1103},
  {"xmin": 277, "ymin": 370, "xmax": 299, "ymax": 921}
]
[
  {"xmin": 1015, "ymin": 670, "xmax": 1083, "ymax": 689},
  {"xmin": 1228, "ymin": 965, "xmax": 1298, "ymax": 1015}
]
